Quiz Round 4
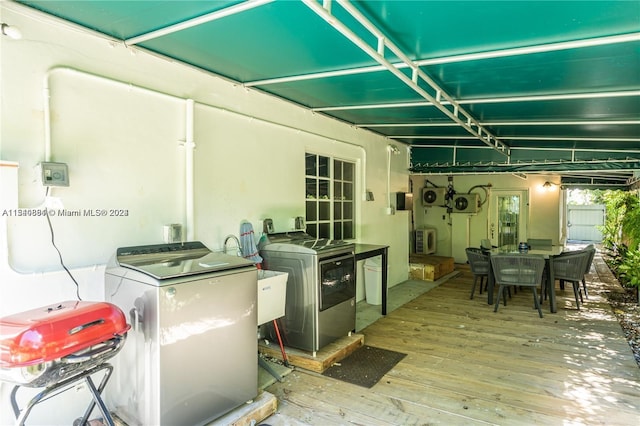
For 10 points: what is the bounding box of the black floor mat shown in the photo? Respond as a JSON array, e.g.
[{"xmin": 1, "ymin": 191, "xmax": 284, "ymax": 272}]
[{"xmin": 321, "ymin": 345, "xmax": 406, "ymax": 388}]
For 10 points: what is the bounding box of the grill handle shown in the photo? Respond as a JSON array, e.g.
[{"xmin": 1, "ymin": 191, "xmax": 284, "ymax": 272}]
[
  {"xmin": 62, "ymin": 336, "xmax": 125, "ymax": 364},
  {"xmin": 69, "ymin": 319, "xmax": 105, "ymax": 335}
]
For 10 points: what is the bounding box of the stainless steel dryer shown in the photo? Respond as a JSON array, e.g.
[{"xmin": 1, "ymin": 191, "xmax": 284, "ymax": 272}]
[
  {"xmin": 259, "ymin": 232, "xmax": 355, "ymax": 355},
  {"xmin": 104, "ymin": 241, "xmax": 257, "ymax": 426}
]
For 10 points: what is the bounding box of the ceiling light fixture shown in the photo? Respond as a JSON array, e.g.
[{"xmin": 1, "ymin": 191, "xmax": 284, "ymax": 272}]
[
  {"xmin": 1, "ymin": 23, "xmax": 22, "ymax": 40},
  {"xmin": 542, "ymin": 181, "xmax": 561, "ymax": 191}
]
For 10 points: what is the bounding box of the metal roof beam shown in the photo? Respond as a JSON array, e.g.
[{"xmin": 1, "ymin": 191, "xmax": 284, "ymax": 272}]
[
  {"xmin": 398, "ymin": 135, "xmax": 640, "ymax": 142},
  {"xmin": 481, "ymin": 120, "xmax": 640, "ymax": 126},
  {"xmin": 314, "ymin": 101, "xmax": 432, "ymax": 111},
  {"xmin": 246, "ymin": 32, "xmax": 640, "ymax": 87},
  {"xmin": 562, "ymin": 173, "xmax": 631, "ymax": 181},
  {"xmin": 416, "ymin": 32, "xmax": 640, "ymax": 66},
  {"xmin": 461, "ymin": 90, "xmax": 640, "ymax": 105},
  {"xmin": 411, "ymin": 145, "xmax": 640, "ymax": 155},
  {"xmin": 312, "ymin": 90, "xmax": 640, "ymax": 112},
  {"xmin": 125, "ymin": 0, "xmax": 274, "ymax": 45},
  {"xmin": 302, "ymin": 0, "xmax": 508, "ymax": 155},
  {"xmin": 504, "ymin": 136, "xmax": 640, "ymax": 142},
  {"xmin": 410, "ymin": 158, "xmax": 640, "ymax": 170},
  {"xmin": 361, "ymin": 120, "xmax": 640, "ymax": 127}
]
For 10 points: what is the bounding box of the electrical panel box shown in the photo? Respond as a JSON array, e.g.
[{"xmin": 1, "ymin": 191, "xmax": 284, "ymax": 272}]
[
  {"xmin": 452, "ymin": 193, "xmax": 479, "ymax": 213},
  {"xmin": 40, "ymin": 162, "xmax": 69, "ymax": 187}
]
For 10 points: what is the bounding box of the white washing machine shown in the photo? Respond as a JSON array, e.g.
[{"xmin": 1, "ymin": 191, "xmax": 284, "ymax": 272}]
[{"xmin": 104, "ymin": 241, "xmax": 257, "ymax": 426}]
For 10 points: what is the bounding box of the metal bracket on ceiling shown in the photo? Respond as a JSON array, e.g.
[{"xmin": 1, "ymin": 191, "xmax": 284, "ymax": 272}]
[{"xmin": 302, "ymin": 0, "xmax": 508, "ymax": 157}]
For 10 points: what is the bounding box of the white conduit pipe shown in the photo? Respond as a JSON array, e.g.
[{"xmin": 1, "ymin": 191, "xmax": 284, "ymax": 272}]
[
  {"xmin": 42, "ymin": 67, "xmax": 193, "ymax": 235},
  {"xmin": 386, "ymin": 147, "xmax": 391, "ymax": 211},
  {"xmin": 185, "ymin": 99, "xmax": 195, "ymax": 241},
  {"xmin": 43, "ymin": 67, "xmax": 372, "ymax": 215},
  {"xmin": 43, "ymin": 82, "xmax": 51, "ymax": 162}
]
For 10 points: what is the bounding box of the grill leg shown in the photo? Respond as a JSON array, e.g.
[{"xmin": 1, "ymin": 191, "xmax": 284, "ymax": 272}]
[
  {"xmin": 10, "ymin": 385, "xmax": 21, "ymax": 418},
  {"xmin": 13, "ymin": 363, "xmax": 114, "ymax": 426},
  {"xmin": 76, "ymin": 364, "xmax": 115, "ymax": 426}
]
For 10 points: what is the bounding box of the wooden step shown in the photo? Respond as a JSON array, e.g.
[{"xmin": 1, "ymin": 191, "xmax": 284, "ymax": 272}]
[
  {"xmin": 258, "ymin": 333, "xmax": 365, "ymax": 373},
  {"xmin": 111, "ymin": 391, "xmax": 278, "ymax": 426},
  {"xmin": 209, "ymin": 391, "xmax": 278, "ymax": 426}
]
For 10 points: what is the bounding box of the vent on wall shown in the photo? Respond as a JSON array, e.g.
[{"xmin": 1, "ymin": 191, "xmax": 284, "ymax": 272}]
[
  {"xmin": 452, "ymin": 193, "xmax": 479, "ymax": 213},
  {"xmin": 415, "ymin": 228, "xmax": 436, "ymax": 254},
  {"xmin": 396, "ymin": 192, "xmax": 413, "ymax": 210},
  {"xmin": 422, "ymin": 187, "xmax": 446, "ymax": 207}
]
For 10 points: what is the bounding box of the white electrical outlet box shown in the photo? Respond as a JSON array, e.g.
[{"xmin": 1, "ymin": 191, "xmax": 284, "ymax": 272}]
[{"xmin": 40, "ymin": 162, "xmax": 69, "ymax": 187}]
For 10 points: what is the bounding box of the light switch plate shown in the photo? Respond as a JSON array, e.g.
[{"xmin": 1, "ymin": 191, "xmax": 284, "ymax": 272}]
[{"xmin": 41, "ymin": 162, "xmax": 69, "ymax": 187}]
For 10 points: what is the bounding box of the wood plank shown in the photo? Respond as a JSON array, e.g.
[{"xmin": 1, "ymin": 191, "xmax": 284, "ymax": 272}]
[
  {"xmin": 268, "ymin": 370, "xmax": 491, "ymax": 425},
  {"xmin": 209, "ymin": 391, "xmax": 278, "ymax": 426},
  {"xmin": 259, "ymin": 252, "xmax": 640, "ymax": 425},
  {"xmin": 258, "ymin": 333, "xmax": 365, "ymax": 373}
]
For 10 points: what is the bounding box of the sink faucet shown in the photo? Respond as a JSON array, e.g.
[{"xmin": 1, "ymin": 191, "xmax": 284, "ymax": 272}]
[{"xmin": 223, "ymin": 234, "xmax": 242, "ymax": 256}]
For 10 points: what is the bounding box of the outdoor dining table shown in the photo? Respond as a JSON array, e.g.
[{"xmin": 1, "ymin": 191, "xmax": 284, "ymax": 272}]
[{"xmin": 487, "ymin": 245, "xmax": 566, "ymax": 313}]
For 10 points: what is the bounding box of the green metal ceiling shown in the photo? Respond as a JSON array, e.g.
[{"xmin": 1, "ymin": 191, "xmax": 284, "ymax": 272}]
[{"xmin": 15, "ymin": 0, "xmax": 640, "ymax": 187}]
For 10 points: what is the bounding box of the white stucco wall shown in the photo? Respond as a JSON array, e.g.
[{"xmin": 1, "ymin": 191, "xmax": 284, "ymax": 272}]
[{"xmin": 0, "ymin": 4, "xmax": 410, "ymax": 423}]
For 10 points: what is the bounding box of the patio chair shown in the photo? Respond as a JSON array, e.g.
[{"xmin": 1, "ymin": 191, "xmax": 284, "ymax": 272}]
[
  {"xmin": 579, "ymin": 245, "xmax": 596, "ymax": 301},
  {"xmin": 465, "ymin": 248, "xmax": 490, "ymax": 299},
  {"xmin": 490, "ymin": 254, "xmax": 546, "ymax": 318},
  {"xmin": 480, "ymin": 239, "xmax": 496, "ymax": 255},
  {"xmin": 549, "ymin": 250, "xmax": 591, "ymax": 310}
]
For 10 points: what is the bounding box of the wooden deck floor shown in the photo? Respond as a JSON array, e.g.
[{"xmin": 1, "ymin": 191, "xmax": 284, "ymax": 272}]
[{"xmin": 263, "ymin": 253, "xmax": 640, "ymax": 425}]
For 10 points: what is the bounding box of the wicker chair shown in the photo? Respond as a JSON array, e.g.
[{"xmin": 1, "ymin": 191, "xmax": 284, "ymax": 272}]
[
  {"xmin": 480, "ymin": 239, "xmax": 496, "ymax": 255},
  {"xmin": 490, "ymin": 254, "xmax": 546, "ymax": 318},
  {"xmin": 465, "ymin": 248, "xmax": 490, "ymax": 299},
  {"xmin": 580, "ymin": 245, "xmax": 596, "ymax": 301},
  {"xmin": 549, "ymin": 250, "xmax": 591, "ymax": 310}
]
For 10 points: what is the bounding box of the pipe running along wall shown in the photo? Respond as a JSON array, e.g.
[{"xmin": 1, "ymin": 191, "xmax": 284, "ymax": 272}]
[{"xmin": 17, "ymin": 65, "xmax": 373, "ymax": 274}]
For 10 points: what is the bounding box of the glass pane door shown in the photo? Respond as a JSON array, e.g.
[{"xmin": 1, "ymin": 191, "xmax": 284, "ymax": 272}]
[
  {"xmin": 489, "ymin": 190, "xmax": 528, "ymax": 249},
  {"xmin": 497, "ymin": 195, "xmax": 520, "ymax": 248}
]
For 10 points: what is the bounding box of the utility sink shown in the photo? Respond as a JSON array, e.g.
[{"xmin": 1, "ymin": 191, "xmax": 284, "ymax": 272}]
[{"xmin": 257, "ymin": 270, "xmax": 288, "ymax": 326}]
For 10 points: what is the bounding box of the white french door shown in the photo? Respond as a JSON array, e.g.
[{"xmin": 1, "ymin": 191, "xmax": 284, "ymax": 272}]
[{"xmin": 489, "ymin": 190, "xmax": 528, "ymax": 248}]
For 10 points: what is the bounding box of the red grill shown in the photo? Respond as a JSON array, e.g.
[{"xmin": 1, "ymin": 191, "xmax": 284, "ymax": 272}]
[{"xmin": 0, "ymin": 301, "xmax": 130, "ymax": 425}]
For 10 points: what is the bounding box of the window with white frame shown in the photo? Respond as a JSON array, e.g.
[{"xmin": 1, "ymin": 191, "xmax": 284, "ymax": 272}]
[{"xmin": 305, "ymin": 153, "xmax": 355, "ymax": 240}]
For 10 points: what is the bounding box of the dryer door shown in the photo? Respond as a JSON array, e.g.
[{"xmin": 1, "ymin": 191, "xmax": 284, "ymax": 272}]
[{"xmin": 318, "ymin": 254, "xmax": 355, "ymax": 311}]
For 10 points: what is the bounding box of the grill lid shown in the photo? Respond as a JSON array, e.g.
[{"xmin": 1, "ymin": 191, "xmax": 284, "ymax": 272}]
[{"xmin": 0, "ymin": 301, "xmax": 130, "ymax": 368}]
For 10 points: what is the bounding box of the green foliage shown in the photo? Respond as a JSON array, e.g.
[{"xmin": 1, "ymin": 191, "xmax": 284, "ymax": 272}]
[
  {"xmin": 619, "ymin": 246, "xmax": 640, "ymax": 290},
  {"xmin": 597, "ymin": 190, "xmax": 640, "ymax": 253},
  {"xmin": 598, "ymin": 189, "xmax": 640, "ymax": 303},
  {"xmin": 604, "ymin": 242, "xmax": 628, "ymax": 277},
  {"xmin": 622, "ymin": 204, "xmax": 640, "ymax": 249}
]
